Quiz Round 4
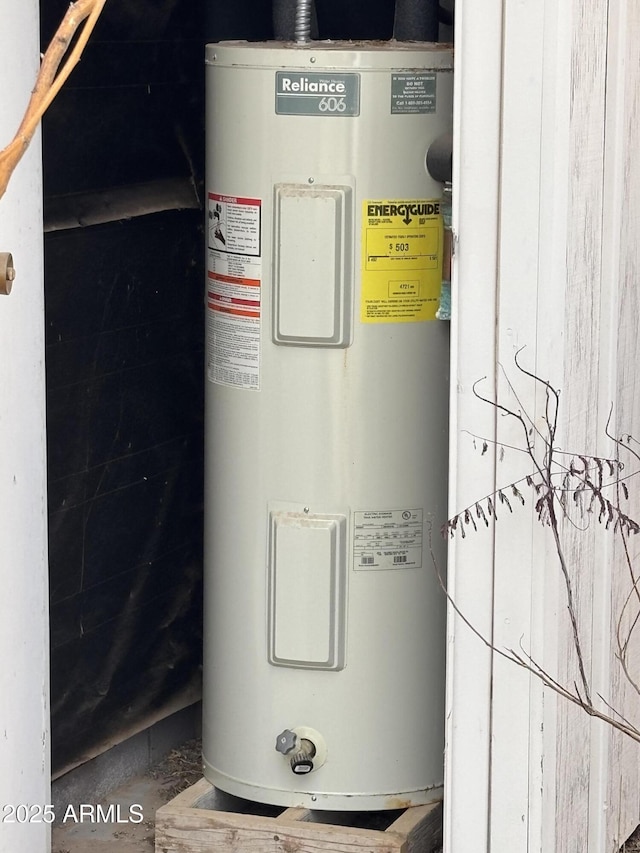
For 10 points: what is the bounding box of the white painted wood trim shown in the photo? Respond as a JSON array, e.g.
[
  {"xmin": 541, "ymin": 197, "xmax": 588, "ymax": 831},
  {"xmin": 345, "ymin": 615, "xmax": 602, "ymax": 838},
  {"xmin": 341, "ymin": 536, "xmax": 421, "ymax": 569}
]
[
  {"xmin": 444, "ymin": 0, "xmax": 503, "ymax": 850},
  {"xmin": 586, "ymin": 2, "xmax": 628, "ymax": 848},
  {"xmin": 601, "ymin": 3, "xmax": 640, "ymax": 849},
  {"xmin": 0, "ymin": 2, "xmax": 50, "ymax": 851},
  {"xmin": 488, "ymin": 0, "xmax": 549, "ymax": 845}
]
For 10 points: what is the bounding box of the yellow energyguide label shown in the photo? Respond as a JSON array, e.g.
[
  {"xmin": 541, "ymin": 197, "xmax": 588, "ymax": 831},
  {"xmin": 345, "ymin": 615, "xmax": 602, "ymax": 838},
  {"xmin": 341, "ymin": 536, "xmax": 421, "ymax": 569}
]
[{"xmin": 361, "ymin": 199, "xmax": 443, "ymax": 323}]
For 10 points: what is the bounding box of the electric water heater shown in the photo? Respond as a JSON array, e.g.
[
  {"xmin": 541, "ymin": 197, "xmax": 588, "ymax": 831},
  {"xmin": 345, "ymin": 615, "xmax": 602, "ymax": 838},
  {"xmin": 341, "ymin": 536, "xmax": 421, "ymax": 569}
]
[{"xmin": 203, "ymin": 40, "xmax": 453, "ymax": 811}]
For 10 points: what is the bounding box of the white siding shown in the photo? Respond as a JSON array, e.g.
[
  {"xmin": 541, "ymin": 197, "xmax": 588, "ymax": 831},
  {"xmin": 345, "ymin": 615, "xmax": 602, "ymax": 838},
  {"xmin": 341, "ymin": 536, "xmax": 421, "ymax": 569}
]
[
  {"xmin": 602, "ymin": 5, "xmax": 640, "ymax": 848},
  {"xmin": 0, "ymin": 2, "xmax": 50, "ymax": 852},
  {"xmin": 447, "ymin": 0, "xmax": 640, "ymax": 850}
]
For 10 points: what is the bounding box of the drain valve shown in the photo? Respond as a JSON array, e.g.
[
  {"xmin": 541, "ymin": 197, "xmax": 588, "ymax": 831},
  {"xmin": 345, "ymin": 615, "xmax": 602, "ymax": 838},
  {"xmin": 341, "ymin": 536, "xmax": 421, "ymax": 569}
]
[
  {"xmin": 275, "ymin": 729, "xmax": 297, "ymax": 755},
  {"xmin": 290, "ymin": 739, "xmax": 316, "ymax": 775},
  {"xmin": 275, "ymin": 726, "xmax": 327, "ymax": 776}
]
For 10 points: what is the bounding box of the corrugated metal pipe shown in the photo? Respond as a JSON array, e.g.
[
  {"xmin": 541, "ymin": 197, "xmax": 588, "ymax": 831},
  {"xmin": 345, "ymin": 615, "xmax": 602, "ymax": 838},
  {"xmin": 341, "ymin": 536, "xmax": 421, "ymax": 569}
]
[
  {"xmin": 294, "ymin": 0, "xmax": 313, "ymax": 42},
  {"xmin": 273, "ymin": 0, "xmax": 317, "ymax": 42},
  {"xmin": 393, "ymin": 0, "xmax": 440, "ymax": 42}
]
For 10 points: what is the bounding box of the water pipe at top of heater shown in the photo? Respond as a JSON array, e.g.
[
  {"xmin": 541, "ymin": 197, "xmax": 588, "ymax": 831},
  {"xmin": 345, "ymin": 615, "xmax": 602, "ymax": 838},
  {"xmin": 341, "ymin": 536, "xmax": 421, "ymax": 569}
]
[
  {"xmin": 294, "ymin": 0, "xmax": 313, "ymax": 43},
  {"xmin": 277, "ymin": 0, "xmax": 452, "ymax": 45}
]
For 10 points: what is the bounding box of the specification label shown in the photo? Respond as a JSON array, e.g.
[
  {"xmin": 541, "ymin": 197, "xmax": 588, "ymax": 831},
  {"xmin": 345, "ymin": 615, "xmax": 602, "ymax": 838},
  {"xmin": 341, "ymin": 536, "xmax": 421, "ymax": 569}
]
[
  {"xmin": 207, "ymin": 192, "xmax": 262, "ymax": 390},
  {"xmin": 361, "ymin": 199, "xmax": 443, "ymax": 323},
  {"xmin": 353, "ymin": 509, "xmax": 423, "ymax": 571},
  {"xmin": 391, "ymin": 73, "xmax": 437, "ymax": 114}
]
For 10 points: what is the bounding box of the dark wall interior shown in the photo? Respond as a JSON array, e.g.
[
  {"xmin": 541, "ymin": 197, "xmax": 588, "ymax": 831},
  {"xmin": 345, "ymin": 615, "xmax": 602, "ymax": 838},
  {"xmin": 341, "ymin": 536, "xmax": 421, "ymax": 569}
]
[
  {"xmin": 43, "ymin": 0, "xmax": 451, "ymax": 777},
  {"xmin": 43, "ymin": 0, "xmax": 206, "ymax": 775}
]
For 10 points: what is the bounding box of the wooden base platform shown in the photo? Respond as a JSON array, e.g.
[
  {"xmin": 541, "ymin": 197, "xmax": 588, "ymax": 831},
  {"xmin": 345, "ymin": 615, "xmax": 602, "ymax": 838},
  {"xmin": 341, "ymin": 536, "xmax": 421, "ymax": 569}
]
[{"xmin": 155, "ymin": 778, "xmax": 443, "ymax": 853}]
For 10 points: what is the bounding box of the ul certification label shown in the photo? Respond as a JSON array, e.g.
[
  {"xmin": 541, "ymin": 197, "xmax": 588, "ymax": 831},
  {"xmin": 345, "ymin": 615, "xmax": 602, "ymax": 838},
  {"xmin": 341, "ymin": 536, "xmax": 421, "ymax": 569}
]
[
  {"xmin": 353, "ymin": 509, "xmax": 423, "ymax": 571},
  {"xmin": 361, "ymin": 200, "xmax": 443, "ymax": 323},
  {"xmin": 207, "ymin": 192, "xmax": 262, "ymax": 390}
]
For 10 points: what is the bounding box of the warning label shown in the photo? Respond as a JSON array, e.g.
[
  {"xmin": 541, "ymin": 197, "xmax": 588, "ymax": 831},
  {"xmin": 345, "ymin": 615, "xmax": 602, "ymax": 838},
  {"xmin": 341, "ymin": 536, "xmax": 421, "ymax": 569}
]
[
  {"xmin": 361, "ymin": 199, "xmax": 443, "ymax": 323},
  {"xmin": 207, "ymin": 192, "xmax": 262, "ymax": 390},
  {"xmin": 209, "ymin": 192, "xmax": 260, "ymax": 256},
  {"xmin": 391, "ymin": 73, "xmax": 437, "ymax": 114},
  {"xmin": 353, "ymin": 509, "xmax": 423, "ymax": 571}
]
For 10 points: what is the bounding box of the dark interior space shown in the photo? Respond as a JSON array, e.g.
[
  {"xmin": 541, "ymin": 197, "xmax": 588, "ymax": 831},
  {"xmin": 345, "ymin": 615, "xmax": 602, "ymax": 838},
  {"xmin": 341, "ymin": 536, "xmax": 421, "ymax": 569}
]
[
  {"xmin": 43, "ymin": 0, "xmax": 452, "ymax": 779},
  {"xmin": 43, "ymin": 0, "xmax": 206, "ymax": 776}
]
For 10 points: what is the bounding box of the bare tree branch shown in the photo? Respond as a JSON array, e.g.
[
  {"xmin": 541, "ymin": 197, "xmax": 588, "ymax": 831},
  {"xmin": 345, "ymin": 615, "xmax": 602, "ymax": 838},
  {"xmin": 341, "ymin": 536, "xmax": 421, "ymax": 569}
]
[
  {"xmin": 0, "ymin": 0, "xmax": 108, "ymax": 201},
  {"xmin": 445, "ymin": 354, "xmax": 640, "ymax": 742},
  {"xmin": 429, "ymin": 526, "xmax": 640, "ymax": 744}
]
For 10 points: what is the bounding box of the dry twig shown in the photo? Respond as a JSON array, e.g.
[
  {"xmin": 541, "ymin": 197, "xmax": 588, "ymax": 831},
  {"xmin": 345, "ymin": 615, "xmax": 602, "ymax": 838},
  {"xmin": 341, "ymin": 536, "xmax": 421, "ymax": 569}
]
[
  {"xmin": 0, "ymin": 0, "xmax": 108, "ymax": 201},
  {"xmin": 443, "ymin": 350, "xmax": 640, "ymax": 744}
]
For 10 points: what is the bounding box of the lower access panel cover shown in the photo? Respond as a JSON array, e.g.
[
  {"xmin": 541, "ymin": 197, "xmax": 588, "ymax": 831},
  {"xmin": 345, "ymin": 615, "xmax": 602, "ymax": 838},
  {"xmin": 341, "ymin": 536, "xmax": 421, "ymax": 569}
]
[{"xmin": 268, "ymin": 509, "xmax": 347, "ymax": 670}]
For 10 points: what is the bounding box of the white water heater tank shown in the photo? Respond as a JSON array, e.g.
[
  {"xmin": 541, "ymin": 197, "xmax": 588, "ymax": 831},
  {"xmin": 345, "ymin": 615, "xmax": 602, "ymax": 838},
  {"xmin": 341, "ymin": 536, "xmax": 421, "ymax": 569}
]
[{"xmin": 203, "ymin": 40, "xmax": 453, "ymax": 811}]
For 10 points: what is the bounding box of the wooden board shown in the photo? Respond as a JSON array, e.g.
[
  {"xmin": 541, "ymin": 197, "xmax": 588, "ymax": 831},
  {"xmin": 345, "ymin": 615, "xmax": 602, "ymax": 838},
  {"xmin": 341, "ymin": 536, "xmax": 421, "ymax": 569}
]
[{"xmin": 155, "ymin": 779, "xmax": 442, "ymax": 853}]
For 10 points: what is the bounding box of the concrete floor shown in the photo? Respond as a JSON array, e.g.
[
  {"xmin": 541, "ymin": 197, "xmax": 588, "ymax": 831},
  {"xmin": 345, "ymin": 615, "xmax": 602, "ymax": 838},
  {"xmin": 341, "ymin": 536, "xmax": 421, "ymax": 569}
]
[
  {"xmin": 51, "ymin": 739, "xmax": 202, "ymax": 853},
  {"xmin": 51, "ymin": 774, "xmax": 163, "ymax": 853},
  {"xmin": 50, "ymin": 704, "xmax": 202, "ymax": 853}
]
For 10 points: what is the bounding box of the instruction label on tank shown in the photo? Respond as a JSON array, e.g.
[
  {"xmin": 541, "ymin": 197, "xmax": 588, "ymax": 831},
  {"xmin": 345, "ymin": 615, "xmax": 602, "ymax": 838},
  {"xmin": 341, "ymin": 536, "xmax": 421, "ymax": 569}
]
[
  {"xmin": 361, "ymin": 199, "xmax": 442, "ymax": 323},
  {"xmin": 207, "ymin": 192, "xmax": 262, "ymax": 390},
  {"xmin": 275, "ymin": 71, "xmax": 360, "ymax": 116},
  {"xmin": 353, "ymin": 509, "xmax": 423, "ymax": 571},
  {"xmin": 391, "ymin": 73, "xmax": 437, "ymax": 114}
]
